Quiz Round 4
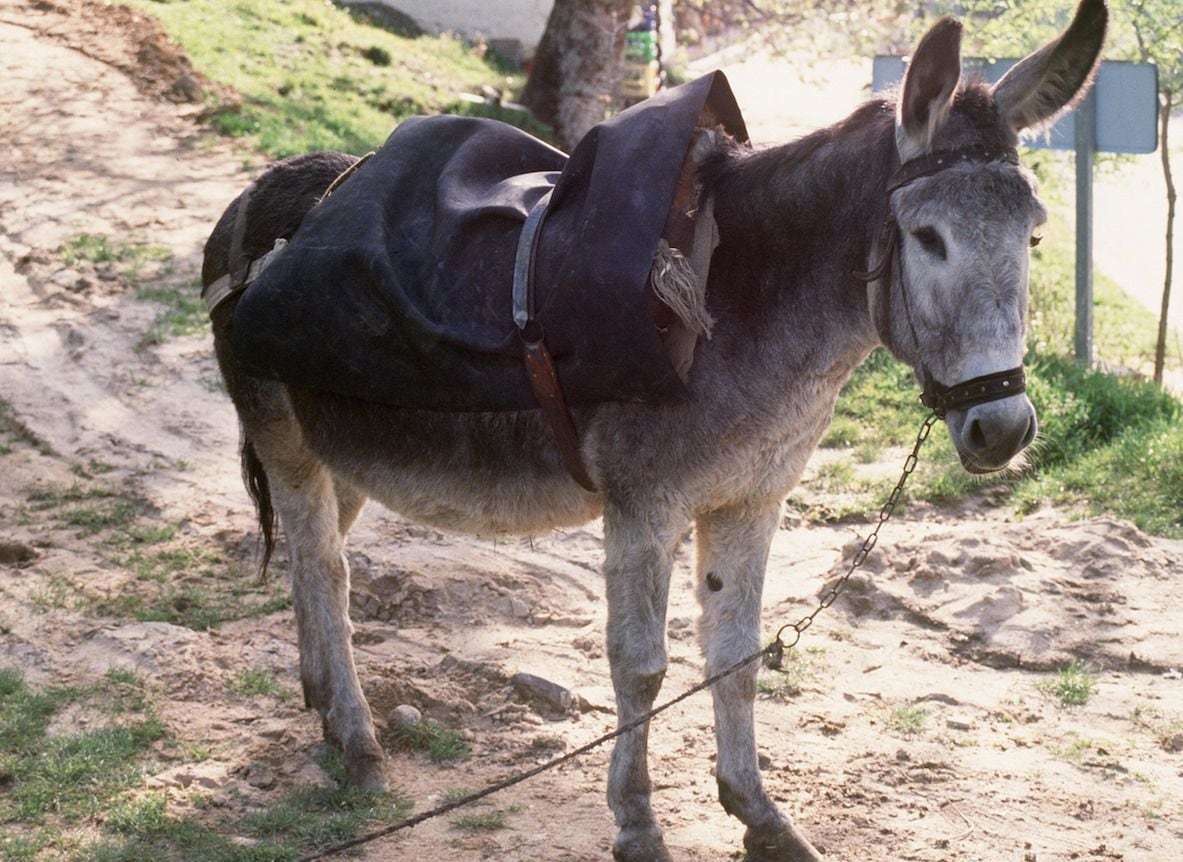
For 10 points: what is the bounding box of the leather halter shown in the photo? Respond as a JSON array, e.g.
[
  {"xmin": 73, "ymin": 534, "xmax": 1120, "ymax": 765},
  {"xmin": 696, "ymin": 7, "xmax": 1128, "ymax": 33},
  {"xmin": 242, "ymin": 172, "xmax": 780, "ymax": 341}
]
[{"xmin": 856, "ymin": 144, "xmax": 1027, "ymax": 419}]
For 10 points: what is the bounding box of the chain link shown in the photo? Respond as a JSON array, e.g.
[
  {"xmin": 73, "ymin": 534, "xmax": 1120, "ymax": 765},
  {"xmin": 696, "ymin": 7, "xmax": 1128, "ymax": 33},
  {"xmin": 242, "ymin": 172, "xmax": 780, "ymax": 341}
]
[
  {"xmin": 300, "ymin": 412, "xmax": 939, "ymax": 861},
  {"xmin": 769, "ymin": 410, "xmax": 937, "ymax": 667}
]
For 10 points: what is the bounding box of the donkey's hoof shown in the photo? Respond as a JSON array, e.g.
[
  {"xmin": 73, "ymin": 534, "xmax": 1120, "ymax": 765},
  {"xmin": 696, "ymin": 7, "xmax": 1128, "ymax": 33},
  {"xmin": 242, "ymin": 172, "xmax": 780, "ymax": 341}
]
[
  {"xmin": 613, "ymin": 825, "xmax": 673, "ymax": 862},
  {"xmin": 344, "ymin": 752, "xmax": 388, "ymax": 793},
  {"xmin": 743, "ymin": 820, "xmax": 823, "ymax": 861}
]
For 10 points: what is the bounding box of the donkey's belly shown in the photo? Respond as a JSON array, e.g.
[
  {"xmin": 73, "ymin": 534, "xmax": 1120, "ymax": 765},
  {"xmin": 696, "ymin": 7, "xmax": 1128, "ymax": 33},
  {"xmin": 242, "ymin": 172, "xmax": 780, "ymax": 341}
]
[
  {"xmin": 354, "ymin": 465, "xmax": 602, "ymax": 535},
  {"xmin": 289, "ymin": 390, "xmax": 602, "ymax": 535}
]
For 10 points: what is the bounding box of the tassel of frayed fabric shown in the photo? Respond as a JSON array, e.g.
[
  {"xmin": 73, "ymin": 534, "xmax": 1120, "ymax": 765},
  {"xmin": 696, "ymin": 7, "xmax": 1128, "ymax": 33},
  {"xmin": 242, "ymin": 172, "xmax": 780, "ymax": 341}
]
[{"xmin": 651, "ymin": 240, "xmax": 715, "ymax": 338}]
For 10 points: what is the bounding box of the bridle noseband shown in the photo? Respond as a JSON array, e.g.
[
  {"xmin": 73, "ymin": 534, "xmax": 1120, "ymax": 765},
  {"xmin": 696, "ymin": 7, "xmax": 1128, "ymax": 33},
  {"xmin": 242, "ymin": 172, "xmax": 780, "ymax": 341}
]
[{"xmin": 856, "ymin": 144, "xmax": 1026, "ymax": 419}]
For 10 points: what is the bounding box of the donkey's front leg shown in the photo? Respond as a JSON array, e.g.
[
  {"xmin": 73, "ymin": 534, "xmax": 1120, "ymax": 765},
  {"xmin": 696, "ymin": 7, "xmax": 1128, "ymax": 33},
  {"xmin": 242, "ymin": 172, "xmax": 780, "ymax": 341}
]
[
  {"xmin": 697, "ymin": 502, "xmax": 822, "ymax": 861},
  {"xmin": 602, "ymin": 501, "xmax": 685, "ymax": 862}
]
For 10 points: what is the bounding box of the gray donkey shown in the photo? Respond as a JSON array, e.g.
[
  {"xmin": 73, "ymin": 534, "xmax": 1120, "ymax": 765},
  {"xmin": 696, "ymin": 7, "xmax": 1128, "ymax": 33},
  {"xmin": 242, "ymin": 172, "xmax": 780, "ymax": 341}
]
[{"xmin": 202, "ymin": 1, "xmax": 1106, "ymax": 858}]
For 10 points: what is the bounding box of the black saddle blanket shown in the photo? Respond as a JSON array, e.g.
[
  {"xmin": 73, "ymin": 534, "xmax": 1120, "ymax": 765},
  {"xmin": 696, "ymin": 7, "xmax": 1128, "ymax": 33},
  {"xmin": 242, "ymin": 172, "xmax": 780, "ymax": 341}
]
[{"xmin": 231, "ymin": 72, "xmax": 747, "ymax": 411}]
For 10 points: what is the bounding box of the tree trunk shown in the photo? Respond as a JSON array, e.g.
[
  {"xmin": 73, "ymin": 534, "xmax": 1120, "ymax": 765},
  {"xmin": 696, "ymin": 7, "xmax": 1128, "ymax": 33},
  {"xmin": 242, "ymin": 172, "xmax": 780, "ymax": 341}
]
[
  {"xmin": 1155, "ymin": 90, "xmax": 1176, "ymax": 385},
  {"xmin": 522, "ymin": 0, "xmax": 633, "ymax": 151}
]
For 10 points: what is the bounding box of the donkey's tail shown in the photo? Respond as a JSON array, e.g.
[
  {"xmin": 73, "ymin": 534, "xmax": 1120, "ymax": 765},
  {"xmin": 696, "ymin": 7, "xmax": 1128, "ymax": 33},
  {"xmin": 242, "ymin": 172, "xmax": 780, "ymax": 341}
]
[{"xmin": 241, "ymin": 437, "xmax": 278, "ymax": 580}]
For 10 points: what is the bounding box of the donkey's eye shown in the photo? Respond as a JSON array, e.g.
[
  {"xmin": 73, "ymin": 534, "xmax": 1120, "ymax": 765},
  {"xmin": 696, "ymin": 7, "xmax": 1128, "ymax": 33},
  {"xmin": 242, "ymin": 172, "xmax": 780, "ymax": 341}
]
[
  {"xmin": 911, "ymin": 226, "xmax": 946, "ymax": 260},
  {"xmin": 1029, "ymin": 233, "xmax": 1043, "ymax": 248}
]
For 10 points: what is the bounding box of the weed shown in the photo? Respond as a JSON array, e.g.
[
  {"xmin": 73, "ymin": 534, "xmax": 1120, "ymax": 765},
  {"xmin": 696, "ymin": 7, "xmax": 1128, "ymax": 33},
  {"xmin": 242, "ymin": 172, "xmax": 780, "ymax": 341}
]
[
  {"xmin": 59, "ymin": 233, "xmax": 172, "ymax": 280},
  {"xmin": 136, "ymin": 282, "xmax": 208, "ymax": 348},
  {"xmin": 757, "ymin": 646, "xmax": 826, "ymax": 701},
  {"xmin": 1051, "ymin": 734, "xmax": 1096, "ymax": 763},
  {"xmin": 0, "ymin": 399, "xmax": 54, "ymax": 456},
  {"xmin": 452, "ymin": 807, "xmax": 517, "ymax": 831},
  {"xmin": 887, "ymin": 706, "xmax": 927, "ymax": 735},
  {"xmin": 29, "ymin": 574, "xmax": 74, "ymax": 611},
  {"xmin": 229, "ymin": 668, "xmax": 288, "ymax": 700},
  {"xmin": 389, "ymin": 719, "xmax": 471, "ymax": 762},
  {"xmin": 1038, "ymin": 660, "xmax": 1095, "ymax": 706},
  {"xmin": 105, "ymin": 792, "xmax": 170, "ymax": 836}
]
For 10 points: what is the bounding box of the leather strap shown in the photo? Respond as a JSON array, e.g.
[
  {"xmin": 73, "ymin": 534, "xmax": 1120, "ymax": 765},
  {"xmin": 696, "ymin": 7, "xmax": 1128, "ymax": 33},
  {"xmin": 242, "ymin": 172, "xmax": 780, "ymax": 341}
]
[
  {"xmin": 513, "ymin": 190, "xmax": 598, "ymax": 493},
  {"xmin": 920, "ymin": 366, "xmax": 1027, "ymax": 418},
  {"xmin": 522, "ymin": 338, "xmax": 598, "ymax": 492}
]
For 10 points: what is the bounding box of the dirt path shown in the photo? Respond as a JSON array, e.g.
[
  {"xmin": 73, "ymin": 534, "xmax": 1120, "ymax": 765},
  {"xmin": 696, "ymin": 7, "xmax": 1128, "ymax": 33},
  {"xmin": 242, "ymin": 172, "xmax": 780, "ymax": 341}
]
[{"xmin": 1, "ymin": 5, "xmax": 1181, "ymax": 861}]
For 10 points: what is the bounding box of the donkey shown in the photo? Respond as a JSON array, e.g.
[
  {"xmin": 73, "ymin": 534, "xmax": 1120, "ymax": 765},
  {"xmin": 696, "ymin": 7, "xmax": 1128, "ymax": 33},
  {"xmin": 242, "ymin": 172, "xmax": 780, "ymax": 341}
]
[{"xmin": 202, "ymin": 2, "xmax": 1106, "ymax": 858}]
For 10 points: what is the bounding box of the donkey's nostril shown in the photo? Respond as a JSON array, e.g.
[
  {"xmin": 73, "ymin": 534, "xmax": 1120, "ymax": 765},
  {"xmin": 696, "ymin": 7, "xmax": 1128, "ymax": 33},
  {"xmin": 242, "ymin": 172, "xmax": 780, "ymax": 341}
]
[{"xmin": 968, "ymin": 418, "xmax": 988, "ymax": 451}]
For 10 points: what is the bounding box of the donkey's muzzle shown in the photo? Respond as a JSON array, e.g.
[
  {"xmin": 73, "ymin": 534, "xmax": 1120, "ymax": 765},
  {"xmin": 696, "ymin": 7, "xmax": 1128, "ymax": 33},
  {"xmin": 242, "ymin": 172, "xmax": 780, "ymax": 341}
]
[{"xmin": 947, "ymin": 393, "xmax": 1037, "ymax": 473}]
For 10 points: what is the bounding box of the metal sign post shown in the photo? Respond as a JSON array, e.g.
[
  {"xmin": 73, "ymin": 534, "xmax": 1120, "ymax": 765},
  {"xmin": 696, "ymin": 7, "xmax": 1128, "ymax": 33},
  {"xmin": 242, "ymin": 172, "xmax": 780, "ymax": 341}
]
[
  {"xmin": 1075, "ymin": 90, "xmax": 1096, "ymax": 365},
  {"xmin": 872, "ymin": 59, "xmax": 1158, "ymax": 366}
]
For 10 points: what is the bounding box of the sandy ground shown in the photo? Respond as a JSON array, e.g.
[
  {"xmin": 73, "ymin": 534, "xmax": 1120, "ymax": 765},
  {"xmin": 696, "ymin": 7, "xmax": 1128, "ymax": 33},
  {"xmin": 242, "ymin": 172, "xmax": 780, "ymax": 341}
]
[{"xmin": 1, "ymin": 4, "xmax": 1182, "ymax": 861}]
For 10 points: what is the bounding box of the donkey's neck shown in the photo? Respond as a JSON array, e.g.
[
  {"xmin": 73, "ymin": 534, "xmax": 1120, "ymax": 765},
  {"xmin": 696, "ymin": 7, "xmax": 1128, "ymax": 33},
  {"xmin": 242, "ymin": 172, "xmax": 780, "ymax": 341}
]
[{"xmin": 703, "ymin": 100, "xmax": 897, "ymax": 379}]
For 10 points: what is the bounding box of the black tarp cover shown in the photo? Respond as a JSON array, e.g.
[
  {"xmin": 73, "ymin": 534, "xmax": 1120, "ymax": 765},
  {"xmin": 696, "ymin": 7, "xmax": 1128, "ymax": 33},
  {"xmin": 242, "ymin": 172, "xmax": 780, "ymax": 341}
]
[{"xmin": 231, "ymin": 72, "xmax": 747, "ymax": 411}]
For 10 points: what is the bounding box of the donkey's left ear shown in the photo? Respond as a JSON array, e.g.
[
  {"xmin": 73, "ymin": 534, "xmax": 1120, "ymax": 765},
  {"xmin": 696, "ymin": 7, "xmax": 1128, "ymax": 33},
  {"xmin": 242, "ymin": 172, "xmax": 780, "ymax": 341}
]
[{"xmin": 991, "ymin": 0, "xmax": 1108, "ymax": 134}]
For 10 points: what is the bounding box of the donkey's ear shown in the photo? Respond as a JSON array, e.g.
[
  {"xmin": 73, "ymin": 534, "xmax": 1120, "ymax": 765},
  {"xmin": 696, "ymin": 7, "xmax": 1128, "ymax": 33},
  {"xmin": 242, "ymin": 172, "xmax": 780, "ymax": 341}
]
[
  {"xmin": 896, "ymin": 17, "xmax": 963, "ymax": 162},
  {"xmin": 991, "ymin": 0, "xmax": 1108, "ymax": 134}
]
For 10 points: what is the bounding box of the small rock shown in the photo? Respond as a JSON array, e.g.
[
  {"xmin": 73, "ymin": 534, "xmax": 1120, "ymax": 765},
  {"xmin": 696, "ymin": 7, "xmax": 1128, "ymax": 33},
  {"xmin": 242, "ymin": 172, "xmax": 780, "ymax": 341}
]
[
  {"xmin": 1161, "ymin": 733, "xmax": 1183, "ymax": 753},
  {"xmin": 757, "ymin": 752, "xmax": 772, "ymax": 770},
  {"xmin": 167, "ymin": 73, "xmax": 203, "ymax": 102},
  {"xmin": 0, "ymin": 541, "xmax": 37, "ymax": 566},
  {"xmin": 246, "ymin": 763, "xmax": 275, "ymax": 790},
  {"xmin": 1163, "ymin": 668, "xmax": 1182, "ymax": 681},
  {"xmin": 506, "ymin": 597, "xmax": 531, "ymax": 619},
  {"xmin": 390, "ymin": 704, "xmax": 422, "ymax": 729},
  {"xmin": 945, "ymin": 716, "xmax": 974, "ymax": 731},
  {"xmin": 512, "ymin": 672, "xmax": 572, "ymax": 712}
]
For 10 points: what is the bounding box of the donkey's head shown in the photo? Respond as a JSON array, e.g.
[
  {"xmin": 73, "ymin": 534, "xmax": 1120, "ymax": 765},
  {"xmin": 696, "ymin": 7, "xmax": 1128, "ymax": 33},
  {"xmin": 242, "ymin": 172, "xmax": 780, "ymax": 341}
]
[{"xmin": 869, "ymin": 0, "xmax": 1107, "ymax": 473}]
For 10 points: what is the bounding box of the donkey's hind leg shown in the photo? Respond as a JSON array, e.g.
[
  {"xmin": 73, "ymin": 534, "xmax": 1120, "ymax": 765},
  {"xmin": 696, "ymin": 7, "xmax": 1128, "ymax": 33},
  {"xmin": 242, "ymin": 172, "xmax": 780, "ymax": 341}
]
[
  {"xmin": 696, "ymin": 502, "xmax": 822, "ymax": 862},
  {"xmin": 260, "ymin": 435, "xmax": 385, "ymax": 791}
]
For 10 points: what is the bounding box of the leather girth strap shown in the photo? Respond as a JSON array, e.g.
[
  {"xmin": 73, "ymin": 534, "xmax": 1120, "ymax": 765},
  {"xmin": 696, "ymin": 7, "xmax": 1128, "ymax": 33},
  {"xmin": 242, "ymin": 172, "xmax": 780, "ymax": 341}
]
[{"xmin": 513, "ymin": 191, "xmax": 599, "ymax": 493}]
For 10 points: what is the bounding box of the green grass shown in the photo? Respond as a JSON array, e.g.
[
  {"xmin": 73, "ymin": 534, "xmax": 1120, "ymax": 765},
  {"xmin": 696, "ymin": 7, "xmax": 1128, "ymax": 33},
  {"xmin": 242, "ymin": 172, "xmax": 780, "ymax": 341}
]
[
  {"xmin": 1038, "ymin": 660, "xmax": 1096, "ymax": 707},
  {"xmin": 756, "ymin": 646, "xmax": 826, "ymax": 700},
  {"xmin": 887, "ymin": 705, "xmax": 928, "ymax": 735},
  {"xmin": 228, "ymin": 668, "xmax": 288, "ymax": 701},
  {"xmin": 124, "ymin": 0, "xmax": 542, "ymax": 158},
  {"xmin": 136, "ymin": 282, "xmax": 208, "ymax": 348},
  {"xmin": 0, "ymin": 671, "xmax": 165, "ymax": 826},
  {"xmin": 388, "ymin": 719, "xmax": 470, "ymax": 763},
  {"xmin": 60, "ymin": 234, "xmax": 172, "ymax": 277},
  {"xmin": 451, "ymin": 807, "xmax": 516, "ymax": 832},
  {"xmin": 0, "ymin": 399, "xmax": 54, "ymax": 456},
  {"xmin": 1, "ymin": 673, "xmax": 411, "ymax": 862}
]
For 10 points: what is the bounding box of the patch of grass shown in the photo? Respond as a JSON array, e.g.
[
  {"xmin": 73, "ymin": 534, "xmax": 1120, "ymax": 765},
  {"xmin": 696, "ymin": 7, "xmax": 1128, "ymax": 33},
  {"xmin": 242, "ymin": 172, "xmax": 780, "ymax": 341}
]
[
  {"xmin": 59, "ymin": 234, "xmax": 173, "ymax": 281},
  {"xmin": 229, "ymin": 668, "xmax": 288, "ymax": 700},
  {"xmin": 1038, "ymin": 660, "xmax": 1096, "ymax": 707},
  {"xmin": 451, "ymin": 807, "xmax": 516, "ymax": 832},
  {"xmin": 388, "ymin": 719, "xmax": 470, "ymax": 763},
  {"xmin": 1050, "ymin": 733, "xmax": 1100, "ymax": 763},
  {"xmin": 757, "ymin": 646, "xmax": 826, "ymax": 700},
  {"xmin": 125, "ymin": 0, "xmax": 532, "ymax": 157},
  {"xmin": 0, "ymin": 670, "xmax": 166, "ymax": 825},
  {"xmin": 0, "ymin": 399, "xmax": 53, "ymax": 456},
  {"xmin": 28, "ymin": 574, "xmax": 75, "ymax": 612},
  {"xmin": 136, "ymin": 282, "xmax": 208, "ymax": 348},
  {"xmin": 887, "ymin": 705, "xmax": 927, "ymax": 735},
  {"xmin": 64, "ymin": 499, "xmax": 139, "ymax": 534}
]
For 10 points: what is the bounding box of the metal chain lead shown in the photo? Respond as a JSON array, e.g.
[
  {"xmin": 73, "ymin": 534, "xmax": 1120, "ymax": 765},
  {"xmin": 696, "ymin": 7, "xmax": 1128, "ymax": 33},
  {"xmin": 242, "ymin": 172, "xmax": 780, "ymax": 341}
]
[
  {"xmin": 299, "ymin": 412, "xmax": 939, "ymax": 862},
  {"xmin": 767, "ymin": 410, "xmax": 938, "ymax": 667}
]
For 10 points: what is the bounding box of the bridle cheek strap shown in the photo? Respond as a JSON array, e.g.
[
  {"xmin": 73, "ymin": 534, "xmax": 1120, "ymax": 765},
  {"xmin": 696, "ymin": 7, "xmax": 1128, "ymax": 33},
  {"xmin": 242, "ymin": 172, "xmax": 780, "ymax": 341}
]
[{"xmin": 920, "ymin": 366, "xmax": 1027, "ymax": 419}]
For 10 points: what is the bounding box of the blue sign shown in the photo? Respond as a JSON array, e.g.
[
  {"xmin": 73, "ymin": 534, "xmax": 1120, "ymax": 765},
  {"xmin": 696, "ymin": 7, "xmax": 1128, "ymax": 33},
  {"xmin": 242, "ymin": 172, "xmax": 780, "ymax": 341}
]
[{"xmin": 871, "ymin": 58, "xmax": 1158, "ymax": 154}]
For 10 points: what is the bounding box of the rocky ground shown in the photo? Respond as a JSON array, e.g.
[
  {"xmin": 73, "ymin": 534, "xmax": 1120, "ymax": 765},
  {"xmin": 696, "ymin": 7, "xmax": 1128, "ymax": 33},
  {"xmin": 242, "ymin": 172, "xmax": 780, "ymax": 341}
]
[{"xmin": 1, "ymin": 3, "xmax": 1181, "ymax": 860}]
